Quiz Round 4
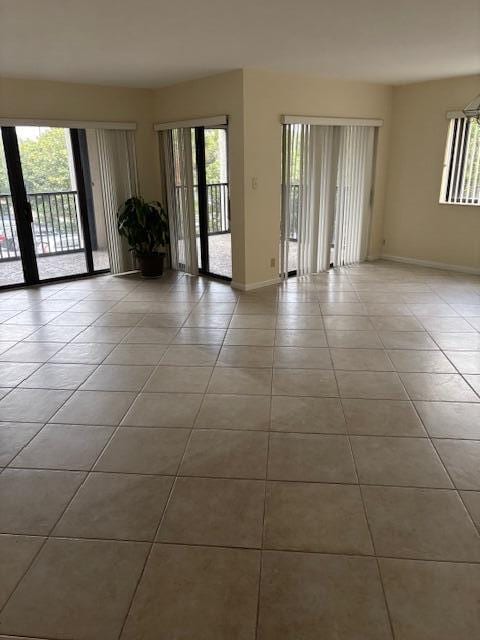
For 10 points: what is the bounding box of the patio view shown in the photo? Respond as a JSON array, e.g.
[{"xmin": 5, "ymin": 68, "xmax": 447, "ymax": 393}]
[{"xmin": 0, "ymin": 126, "xmax": 109, "ymax": 287}]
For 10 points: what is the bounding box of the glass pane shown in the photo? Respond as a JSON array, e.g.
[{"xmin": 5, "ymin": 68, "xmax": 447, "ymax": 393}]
[
  {"xmin": 205, "ymin": 128, "xmax": 231, "ymax": 278},
  {"xmin": 0, "ymin": 134, "xmax": 24, "ymax": 287},
  {"xmin": 16, "ymin": 126, "xmax": 87, "ymax": 280}
]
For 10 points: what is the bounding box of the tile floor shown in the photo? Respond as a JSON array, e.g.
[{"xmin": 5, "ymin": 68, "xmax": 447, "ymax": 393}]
[{"xmin": 0, "ymin": 260, "xmax": 479, "ymax": 639}]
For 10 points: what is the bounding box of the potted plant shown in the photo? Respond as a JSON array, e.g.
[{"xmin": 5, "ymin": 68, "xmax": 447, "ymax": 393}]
[{"xmin": 117, "ymin": 197, "xmax": 169, "ymax": 277}]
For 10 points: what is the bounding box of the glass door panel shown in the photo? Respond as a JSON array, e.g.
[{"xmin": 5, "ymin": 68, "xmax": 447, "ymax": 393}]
[
  {"xmin": 205, "ymin": 127, "xmax": 231, "ymax": 278},
  {"xmin": 15, "ymin": 126, "xmax": 88, "ymax": 281},
  {"xmin": 0, "ymin": 134, "xmax": 24, "ymax": 287}
]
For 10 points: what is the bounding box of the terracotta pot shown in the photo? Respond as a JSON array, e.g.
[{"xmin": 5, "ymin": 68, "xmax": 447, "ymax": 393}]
[{"xmin": 135, "ymin": 252, "xmax": 165, "ymax": 278}]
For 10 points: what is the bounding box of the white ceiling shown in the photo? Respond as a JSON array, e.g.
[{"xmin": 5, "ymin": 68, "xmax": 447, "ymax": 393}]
[{"xmin": 1, "ymin": 0, "xmax": 479, "ymax": 88}]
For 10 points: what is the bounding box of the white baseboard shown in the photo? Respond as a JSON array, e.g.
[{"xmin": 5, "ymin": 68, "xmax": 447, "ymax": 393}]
[
  {"xmin": 231, "ymin": 277, "xmax": 281, "ymax": 291},
  {"xmin": 382, "ymin": 254, "xmax": 480, "ymax": 276}
]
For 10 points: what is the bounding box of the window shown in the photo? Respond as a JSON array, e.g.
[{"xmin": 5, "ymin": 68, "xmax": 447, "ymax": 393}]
[{"xmin": 441, "ymin": 117, "xmax": 480, "ymax": 205}]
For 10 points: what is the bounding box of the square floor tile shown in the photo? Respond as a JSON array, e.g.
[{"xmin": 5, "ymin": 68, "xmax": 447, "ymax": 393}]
[
  {"xmin": 370, "ymin": 316, "xmax": 423, "ymax": 332},
  {"xmin": 0, "ymin": 538, "xmax": 148, "ymax": 640},
  {"xmin": 272, "ymin": 369, "xmax": 338, "ymax": 397},
  {"xmin": 0, "ymin": 534, "xmax": 44, "ymax": 608},
  {"xmin": 276, "ymin": 315, "xmax": 324, "ymax": 329},
  {"xmin": 50, "ymin": 342, "xmax": 114, "ymax": 364},
  {"xmin": 430, "ymin": 332, "xmax": 480, "ymax": 351},
  {"xmin": 121, "ymin": 544, "xmax": 260, "ymax": 640},
  {"xmin": 350, "ymin": 436, "xmax": 451, "ymax": 487},
  {"xmin": 363, "ymin": 485, "xmax": 480, "ymax": 561},
  {"xmin": 195, "ymin": 394, "xmax": 270, "ymax": 429},
  {"xmin": 0, "ymin": 421, "xmax": 43, "ymax": 465},
  {"xmin": 122, "ymin": 392, "xmax": 202, "ymax": 428},
  {"xmin": 173, "ymin": 327, "xmax": 226, "ymax": 344},
  {"xmin": 461, "ymin": 491, "xmax": 480, "ymax": 527},
  {"xmin": 103, "ymin": 343, "xmax": 167, "ymax": 365},
  {"xmin": 0, "ymin": 341, "xmax": 64, "ymax": 362},
  {"xmin": 257, "ymin": 551, "xmax": 391, "ymax": 640},
  {"xmin": 264, "ymin": 482, "xmax": 372, "ymax": 554},
  {"xmin": 21, "ymin": 363, "xmax": 97, "ymax": 390},
  {"xmin": 434, "ymin": 439, "xmax": 480, "ymax": 490},
  {"xmin": 54, "ymin": 473, "xmax": 173, "ymax": 541},
  {"xmin": 224, "ymin": 328, "xmax": 275, "ymax": 346},
  {"xmin": 161, "ymin": 344, "xmax": 220, "ymax": 366},
  {"xmin": 50, "ymin": 311, "xmax": 103, "ymax": 326},
  {"xmin": 273, "ymin": 347, "xmax": 332, "ymax": 369},
  {"xmin": 323, "ymin": 316, "xmax": 373, "ymax": 331},
  {"xmin": 123, "ymin": 327, "xmax": 178, "ymax": 344},
  {"xmin": 95, "ymin": 427, "xmax": 189, "ymax": 475},
  {"xmin": 10, "ymin": 424, "xmax": 113, "ymax": 471},
  {"xmin": 415, "ymin": 401, "xmax": 480, "ymax": 438},
  {"xmin": 380, "ymin": 558, "xmax": 480, "ymax": 640},
  {"xmin": 217, "ymin": 345, "xmax": 274, "ymax": 367},
  {"xmin": 327, "ymin": 330, "xmax": 383, "ymax": 349},
  {"xmin": 0, "ymin": 388, "xmax": 72, "ymax": 422},
  {"xmin": 144, "ymin": 365, "xmax": 212, "ymax": 393},
  {"xmin": 208, "ymin": 367, "xmax": 272, "ymax": 394},
  {"xmin": 229, "ymin": 314, "xmax": 276, "ymax": 329},
  {"xmin": 399, "ymin": 373, "xmax": 478, "ymax": 401},
  {"xmin": 268, "ymin": 432, "xmax": 356, "ymax": 483},
  {"xmin": 158, "ymin": 477, "xmax": 265, "ymax": 548},
  {"xmin": 51, "ymin": 390, "xmax": 135, "ymax": 426},
  {"xmin": 336, "ymin": 371, "xmax": 407, "ymax": 399},
  {"xmin": 274, "ymin": 329, "xmax": 327, "ymax": 347},
  {"xmin": 0, "ymin": 362, "xmax": 40, "ymax": 387},
  {"xmin": 343, "ymin": 399, "xmax": 425, "ymax": 436},
  {"xmin": 185, "ymin": 313, "xmax": 232, "ymax": 328},
  {"xmin": 445, "ymin": 351, "xmax": 480, "ymax": 374},
  {"xmin": 180, "ymin": 429, "xmax": 268, "ymax": 478},
  {"xmin": 379, "ymin": 331, "xmax": 438, "ymax": 350},
  {"xmin": 80, "ymin": 364, "xmax": 154, "ymax": 391},
  {"xmin": 0, "ymin": 468, "xmax": 85, "ymax": 534},
  {"xmin": 94, "ymin": 312, "xmax": 144, "ymax": 327},
  {"xmin": 331, "ymin": 348, "xmax": 393, "ymax": 371},
  {"xmin": 270, "ymin": 396, "xmax": 346, "ymax": 433},
  {"xmin": 73, "ymin": 326, "xmax": 131, "ymax": 343},
  {"xmin": 387, "ymin": 350, "xmax": 455, "ymax": 373}
]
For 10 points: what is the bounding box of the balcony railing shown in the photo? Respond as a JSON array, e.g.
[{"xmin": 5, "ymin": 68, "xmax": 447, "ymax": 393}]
[
  {"xmin": 0, "ymin": 191, "xmax": 83, "ymax": 261},
  {"xmin": 175, "ymin": 182, "xmax": 230, "ymax": 235}
]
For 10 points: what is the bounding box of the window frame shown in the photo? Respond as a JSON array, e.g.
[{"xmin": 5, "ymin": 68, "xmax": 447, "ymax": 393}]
[{"xmin": 440, "ymin": 116, "xmax": 480, "ymax": 206}]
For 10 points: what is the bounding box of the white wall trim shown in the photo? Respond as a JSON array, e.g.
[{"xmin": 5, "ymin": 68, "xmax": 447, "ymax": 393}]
[
  {"xmin": 382, "ymin": 254, "xmax": 480, "ymax": 275},
  {"xmin": 0, "ymin": 117, "xmax": 136, "ymax": 130},
  {"xmin": 231, "ymin": 277, "xmax": 281, "ymax": 291},
  {"xmin": 281, "ymin": 115, "xmax": 383, "ymax": 127},
  {"xmin": 154, "ymin": 115, "xmax": 228, "ymax": 131}
]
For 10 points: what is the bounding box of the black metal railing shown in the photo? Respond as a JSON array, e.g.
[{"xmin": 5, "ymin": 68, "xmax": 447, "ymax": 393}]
[
  {"xmin": 175, "ymin": 182, "xmax": 230, "ymax": 236},
  {"xmin": 0, "ymin": 191, "xmax": 83, "ymax": 261}
]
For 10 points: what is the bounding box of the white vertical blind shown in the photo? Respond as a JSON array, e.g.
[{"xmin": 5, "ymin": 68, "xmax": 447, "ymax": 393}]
[
  {"xmin": 95, "ymin": 129, "xmax": 138, "ymax": 274},
  {"xmin": 160, "ymin": 128, "xmax": 198, "ymax": 275},
  {"xmin": 281, "ymin": 123, "xmax": 376, "ymax": 275},
  {"xmin": 442, "ymin": 117, "xmax": 480, "ymax": 205},
  {"xmin": 333, "ymin": 126, "xmax": 375, "ymax": 266}
]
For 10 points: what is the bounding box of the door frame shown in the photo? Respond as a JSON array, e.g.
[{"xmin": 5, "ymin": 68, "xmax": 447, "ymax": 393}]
[
  {"xmin": 0, "ymin": 125, "xmax": 109, "ymax": 290},
  {"xmin": 194, "ymin": 125, "xmax": 232, "ymax": 282}
]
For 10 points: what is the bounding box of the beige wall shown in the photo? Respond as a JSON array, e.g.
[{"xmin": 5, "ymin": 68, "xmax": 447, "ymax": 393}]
[
  {"xmin": 154, "ymin": 69, "xmax": 393, "ymax": 286},
  {"xmin": 242, "ymin": 70, "xmax": 393, "ymax": 284},
  {"xmin": 0, "ymin": 77, "xmax": 158, "ymax": 201},
  {"xmin": 153, "ymin": 70, "xmax": 246, "ymax": 282},
  {"xmin": 383, "ymin": 74, "xmax": 480, "ymax": 270}
]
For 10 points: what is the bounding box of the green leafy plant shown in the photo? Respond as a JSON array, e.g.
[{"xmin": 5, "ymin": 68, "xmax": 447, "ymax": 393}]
[{"xmin": 117, "ymin": 197, "xmax": 169, "ymax": 255}]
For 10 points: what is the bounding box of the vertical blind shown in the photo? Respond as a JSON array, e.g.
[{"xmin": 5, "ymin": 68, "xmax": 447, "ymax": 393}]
[
  {"xmin": 95, "ymin": 129, "xmax": 138, "ymax": 274},
  {"xmin": 442, "ymin": 117, "xmax": 480, "ymax": 205},
  {"xmin": 160, "ymin": 128, "xmax": 198, "ymax": 275},
  {"xmin": 281, "ymin": 123, "xmax": 376, "ymax": 277}
]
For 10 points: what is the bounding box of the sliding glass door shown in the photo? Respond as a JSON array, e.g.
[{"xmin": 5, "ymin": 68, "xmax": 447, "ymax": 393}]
[
  {"xmin": 0, "ymin": 132, "xmax": 24, "ymax": 287},
  {"xmin": 281, "ymin": 123, "xmax": 376, "ymax": 277},
  {"xmin": 0, "ymin": 125, "xmax": 109, "ymax": 289},
  {"xmin": 164, "ymin": 125, "xmax": 231, "ymax": 281}
]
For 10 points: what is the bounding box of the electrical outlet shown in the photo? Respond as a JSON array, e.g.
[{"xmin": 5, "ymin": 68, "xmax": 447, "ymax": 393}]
[{"xmin": 270, "ymin": 257, "xmax": 276, "ymax": 268}]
